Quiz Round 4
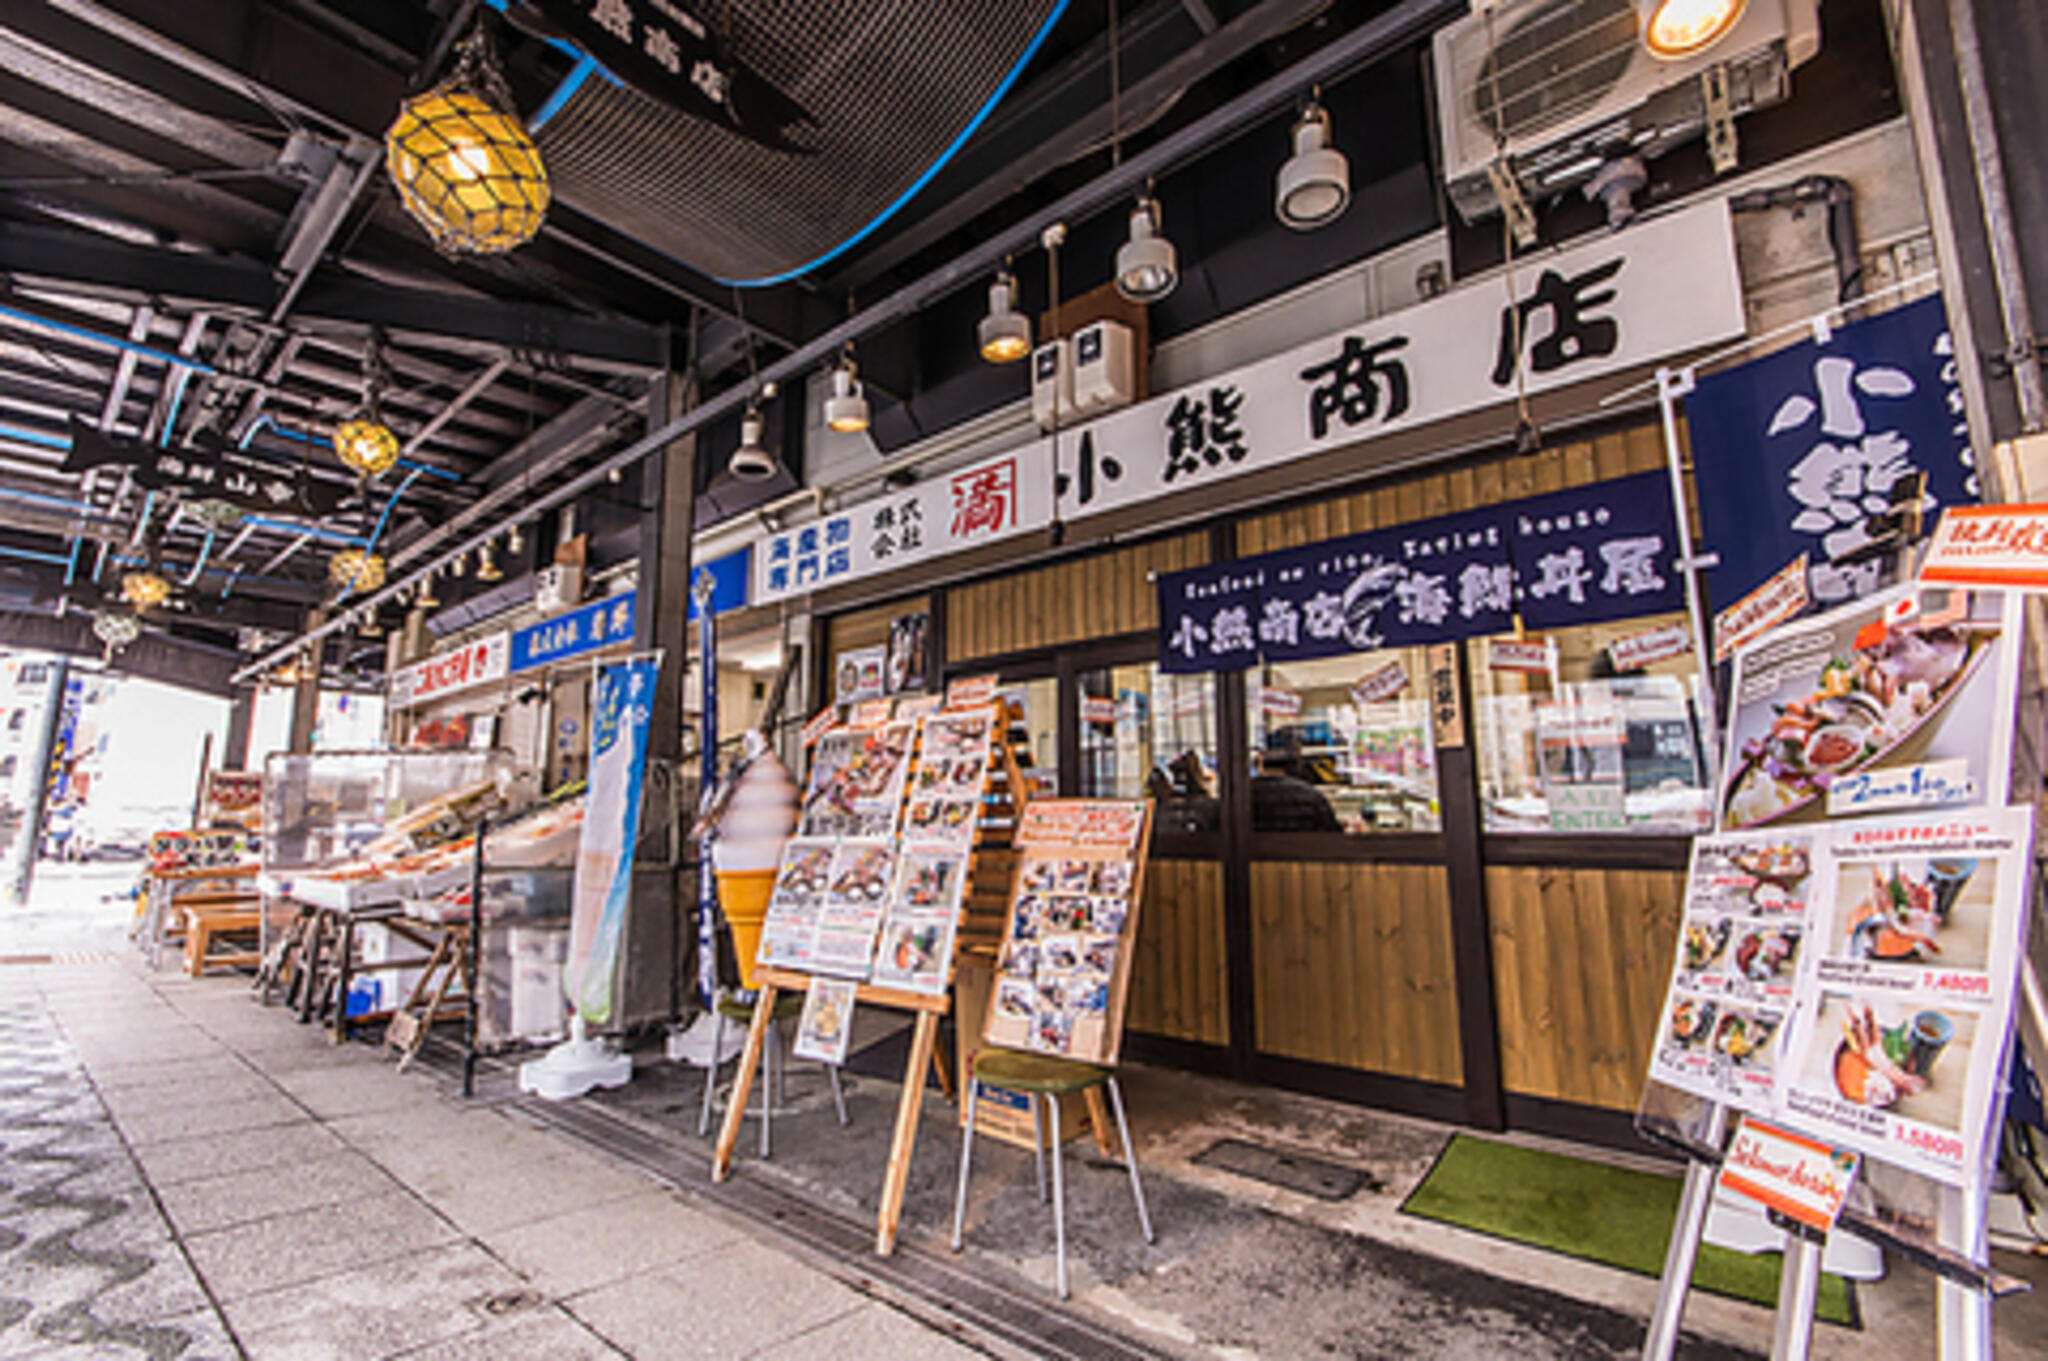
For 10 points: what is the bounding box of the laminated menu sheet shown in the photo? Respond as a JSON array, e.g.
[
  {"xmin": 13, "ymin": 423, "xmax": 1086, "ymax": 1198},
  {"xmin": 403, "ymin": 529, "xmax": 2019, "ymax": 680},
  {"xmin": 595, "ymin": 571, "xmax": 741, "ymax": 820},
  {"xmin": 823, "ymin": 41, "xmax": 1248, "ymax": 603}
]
[
  {"xmin": 982, "ymin": 799, "xmax": 1150, "ymax": 1065},
  {"xmin": 1646, "ymin": 805, "xmax": 2033, "ymax": 1189}
]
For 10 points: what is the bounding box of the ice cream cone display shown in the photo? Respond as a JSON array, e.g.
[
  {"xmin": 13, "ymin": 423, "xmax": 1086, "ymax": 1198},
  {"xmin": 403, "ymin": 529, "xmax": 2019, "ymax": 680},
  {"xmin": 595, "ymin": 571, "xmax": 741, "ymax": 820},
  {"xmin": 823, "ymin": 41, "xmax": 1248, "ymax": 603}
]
[{"xmin": 710, "ymin": 739, "xmax": 799, "ymax": 988}]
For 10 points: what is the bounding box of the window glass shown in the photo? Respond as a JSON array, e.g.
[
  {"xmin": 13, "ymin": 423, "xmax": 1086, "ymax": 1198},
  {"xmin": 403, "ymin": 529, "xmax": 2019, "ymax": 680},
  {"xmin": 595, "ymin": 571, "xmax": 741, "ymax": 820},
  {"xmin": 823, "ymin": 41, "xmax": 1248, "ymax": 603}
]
[
  {"xmin": 1244, "ymin": 649, "xmax": 1439, "ymax": 834},
  {"xmin": 1080, "ymin": 664, "xmax": 1219, "ymax": 835},
  {"xmin": 1468, "ymin": 611, "xmax": 1710, "ymax": 834},
  {"xmin": 998, "ymin": 677, "xmax": 1060, "ymax": 800}
]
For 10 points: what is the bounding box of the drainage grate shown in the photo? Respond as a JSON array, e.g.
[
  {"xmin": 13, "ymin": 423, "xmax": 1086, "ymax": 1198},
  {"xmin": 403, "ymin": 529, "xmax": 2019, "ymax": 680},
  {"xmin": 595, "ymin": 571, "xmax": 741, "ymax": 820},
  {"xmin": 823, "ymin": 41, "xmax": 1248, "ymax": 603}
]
[{"xmin": 1191, "ymin": 1138, "xmax": 1381, "ymax": 1202}]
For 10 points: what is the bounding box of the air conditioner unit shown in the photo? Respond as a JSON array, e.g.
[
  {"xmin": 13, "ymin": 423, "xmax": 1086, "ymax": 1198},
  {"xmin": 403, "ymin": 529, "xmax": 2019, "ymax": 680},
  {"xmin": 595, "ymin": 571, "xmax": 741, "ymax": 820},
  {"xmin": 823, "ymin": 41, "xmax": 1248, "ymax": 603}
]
[{"xmin": 1433, "ymin": 0, "xmax": 1821, "ymax": 228}]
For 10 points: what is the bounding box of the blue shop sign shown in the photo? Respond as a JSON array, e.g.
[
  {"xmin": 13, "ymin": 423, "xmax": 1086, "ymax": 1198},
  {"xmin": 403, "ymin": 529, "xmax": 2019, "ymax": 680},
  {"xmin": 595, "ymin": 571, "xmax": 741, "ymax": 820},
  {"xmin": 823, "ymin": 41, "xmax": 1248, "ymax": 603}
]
[
  {"xmin": 512, "ymin": 591, "xmax": 637, "ymax": 672},
  {"xmin": 688, "ymin": 547, "xmax": 750, "ymax": 620}
]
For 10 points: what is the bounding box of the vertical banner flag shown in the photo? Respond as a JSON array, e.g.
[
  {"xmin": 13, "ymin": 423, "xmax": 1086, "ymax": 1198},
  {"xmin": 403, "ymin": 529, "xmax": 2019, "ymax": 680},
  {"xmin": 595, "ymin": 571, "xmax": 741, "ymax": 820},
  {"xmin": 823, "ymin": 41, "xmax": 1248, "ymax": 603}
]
[
  {"xmin": 568, "ymin": 657, "xmax": 660, "ymax": 1027},
  {"xmin": 1686, "ymin": 294, "xmax": 1974, "ymax": 625}
]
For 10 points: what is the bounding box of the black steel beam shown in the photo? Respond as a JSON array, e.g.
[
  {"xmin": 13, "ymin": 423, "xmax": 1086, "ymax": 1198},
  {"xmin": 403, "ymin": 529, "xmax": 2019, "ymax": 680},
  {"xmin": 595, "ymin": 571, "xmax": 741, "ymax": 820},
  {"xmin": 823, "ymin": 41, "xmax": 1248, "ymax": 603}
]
[{"xmin": 0, "ymin": 218, "xmax": 669, "ymax": 367}]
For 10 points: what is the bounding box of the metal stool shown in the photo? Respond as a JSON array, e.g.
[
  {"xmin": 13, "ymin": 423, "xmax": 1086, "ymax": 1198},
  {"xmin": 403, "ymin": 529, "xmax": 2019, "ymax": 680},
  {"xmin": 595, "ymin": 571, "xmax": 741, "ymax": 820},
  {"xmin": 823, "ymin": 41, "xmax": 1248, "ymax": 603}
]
[
  {"xmin": 951, "ymin": 1050, "xmax": 1153, "ymax": 1298},
  {"xmin": 696, "ymin": 990, "xmax": 848, "ymax": 1153}
]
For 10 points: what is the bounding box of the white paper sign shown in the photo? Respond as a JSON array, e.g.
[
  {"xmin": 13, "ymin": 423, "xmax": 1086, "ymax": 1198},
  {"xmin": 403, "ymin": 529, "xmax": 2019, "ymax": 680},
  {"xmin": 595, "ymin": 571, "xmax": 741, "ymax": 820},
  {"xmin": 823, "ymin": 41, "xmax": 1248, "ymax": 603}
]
[{"xmin": 389, "ymin": 631, "xmax": 509, "ymax": 707}]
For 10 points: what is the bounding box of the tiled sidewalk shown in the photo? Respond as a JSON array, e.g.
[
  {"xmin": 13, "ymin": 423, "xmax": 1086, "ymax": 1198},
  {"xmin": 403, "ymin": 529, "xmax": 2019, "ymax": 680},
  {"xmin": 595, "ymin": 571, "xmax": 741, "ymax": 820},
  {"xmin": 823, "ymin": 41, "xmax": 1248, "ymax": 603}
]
[{"xmin": 0, "ymin": 958, "xmax": 988, "ymax": 1360}]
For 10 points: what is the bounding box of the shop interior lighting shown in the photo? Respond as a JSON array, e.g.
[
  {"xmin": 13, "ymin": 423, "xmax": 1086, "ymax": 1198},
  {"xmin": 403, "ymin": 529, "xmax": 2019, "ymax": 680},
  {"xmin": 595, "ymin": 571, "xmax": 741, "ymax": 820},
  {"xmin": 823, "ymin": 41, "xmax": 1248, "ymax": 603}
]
[
  {"xmin": 1276, "ymin": 100, "xmax": 1350, "ymax": 230},
  {"xmin": 476, "ymin": 544, "xmax": 502, "ymax": 581},
  {"xmin": 357, "ymin": 609, "xmax": 383, "ymax": 639},
  {"xmin": 729, "ymin": 403, "xmax": 777, "ymax": 481},
  {"xmin": 328, "ymin": 548, "xmax": 387, "ymax": 594},
  {"xmin": 823, "ymin": 352, "xmax": 870, "ymax": 434},
  {"xmin": 384, "ymin": 26, "xmax": 549, "ymax": 254},
  {"xmin": 1115, "ymin": 193, "xmax": 1178, "ymax": 303},
  {"xmin": 416, "ymin": 570, "xmax": 439, "ymax": 607},
  {"xmin": 977, "ymin": 270, "xmax": 1032, "ymax": 363},
  {"xmin": 1639, "ymin": 0, "xmax": 1747, "ymax": 59},
  {"xmin": 506, "ymin": 523, "xmax": 524, "ymax": 555}
]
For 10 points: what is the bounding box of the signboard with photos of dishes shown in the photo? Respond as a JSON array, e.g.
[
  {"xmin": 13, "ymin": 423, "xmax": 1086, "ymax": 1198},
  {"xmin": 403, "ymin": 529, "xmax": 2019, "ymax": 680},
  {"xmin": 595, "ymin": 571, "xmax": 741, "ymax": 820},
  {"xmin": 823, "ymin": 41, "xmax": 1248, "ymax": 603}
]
[
  {"xmin": 984, "ymin": 799, "xmax": 1153, "ymax": 1066},
  {"xmin": 1646, "ymin": 578, "xmax": 2036, "ymax": 1191},
  {"xmin": 757, "ymin": 708, "xmax": 995, "ymax": 995}
]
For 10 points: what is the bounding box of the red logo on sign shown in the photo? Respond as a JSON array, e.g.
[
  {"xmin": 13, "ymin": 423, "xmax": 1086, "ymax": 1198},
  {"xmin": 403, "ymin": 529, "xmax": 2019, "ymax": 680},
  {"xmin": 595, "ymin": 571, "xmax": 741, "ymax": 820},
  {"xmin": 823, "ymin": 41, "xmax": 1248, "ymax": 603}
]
[{"xmin": 950, "ymin": 461, "xmax": 1017, "ymax": 540}]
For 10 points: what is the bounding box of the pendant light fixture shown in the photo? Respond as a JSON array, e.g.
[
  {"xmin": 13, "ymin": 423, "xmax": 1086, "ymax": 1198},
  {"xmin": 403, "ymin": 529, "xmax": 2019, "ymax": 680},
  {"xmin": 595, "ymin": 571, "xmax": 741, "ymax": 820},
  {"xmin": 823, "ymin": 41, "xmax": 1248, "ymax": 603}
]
[
  {"xmin": 385, "ymin": 25, "xmax": 549, "ymax": 255},
  {"xmin": 1276, "ymin": 96, "xmax": 1350, "ymax": 230},
  {"xmin": 476, "ymin": 544, "xmax": 503, "ymax": 581},
  {"xmin": 120, "ymin": 566, "xmax": 172, "ymax": 611},
  {"xmin": 357, "ymin": 609, "xmax": 383, "ymax": 639},
  {"xmin": 328, "ymin": 548, "xmax": 387, "ymax": 594},
  {"xmin": 823, "ymin": 349, "xmax": 869, "ymax": 434},
  {"xmin": 978, "ymin": 268, "xmax": 1032, "ymax": 363},
  {"xmin": 729, "ymin": 402, "xmax": 777, "ymax": 481},
  {"xmin": 334, "ymin": 332, "xmax": 400, "ymax": 479},
  {"xmin": 507, "ymin": 523, "xmax": 524, "ymax": 556},
  {"xmin": 1115, "ymin": 191, "xmax": 1178, "ymax": 303},
  {"xmin": 1639, "ymin": 0, "xmax": 1747, "ymax": 59},
  {"xmin": 416, "ymin": 570, "xmax": 439, "ymax": 608}
]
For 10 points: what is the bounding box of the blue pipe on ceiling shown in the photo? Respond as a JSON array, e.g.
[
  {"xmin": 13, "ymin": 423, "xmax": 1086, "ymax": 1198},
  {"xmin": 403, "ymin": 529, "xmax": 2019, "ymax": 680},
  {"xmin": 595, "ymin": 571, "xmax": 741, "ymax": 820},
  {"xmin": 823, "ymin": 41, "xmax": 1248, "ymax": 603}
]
[{"xmin": 0, "ymin": 303, "xmax": 217, "ymax": 375}]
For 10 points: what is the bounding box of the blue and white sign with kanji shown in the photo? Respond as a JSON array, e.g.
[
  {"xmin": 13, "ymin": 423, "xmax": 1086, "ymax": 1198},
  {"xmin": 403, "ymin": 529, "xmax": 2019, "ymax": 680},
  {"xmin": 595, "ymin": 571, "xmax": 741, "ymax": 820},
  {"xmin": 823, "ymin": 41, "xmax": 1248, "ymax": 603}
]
[
  {"xmin": 755, "ymin": 201, "xmax": 1745, "ymax": 604},
  {"xmin": 1154, "ymin": 472, "xmax": 1683, "ymax": 672},
  {"xmin": 1687, "ymin": 294, "xmax": 1975, "ymax": 616},
  {"xmin": 510, "ymin": 591, "xmax": 637, "ymax": 673}
]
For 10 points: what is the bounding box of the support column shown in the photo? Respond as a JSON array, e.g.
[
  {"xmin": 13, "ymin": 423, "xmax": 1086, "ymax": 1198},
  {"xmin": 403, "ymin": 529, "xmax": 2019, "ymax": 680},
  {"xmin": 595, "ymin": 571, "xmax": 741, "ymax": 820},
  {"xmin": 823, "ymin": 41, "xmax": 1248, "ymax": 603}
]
[
  {"xmin": 6, "ymin": 657, "xmax": 71, "ymax": 905},
  {"xmin": 287, "ymin": 610, "xmax": 324, "ymax": 754},
  {"xmin": 623, "ymin": 349, "xmax": 697, "ymax": 1023},
  {"xmin": 223, "ymin": 688, "xmax": 254, "ymax": 771}
]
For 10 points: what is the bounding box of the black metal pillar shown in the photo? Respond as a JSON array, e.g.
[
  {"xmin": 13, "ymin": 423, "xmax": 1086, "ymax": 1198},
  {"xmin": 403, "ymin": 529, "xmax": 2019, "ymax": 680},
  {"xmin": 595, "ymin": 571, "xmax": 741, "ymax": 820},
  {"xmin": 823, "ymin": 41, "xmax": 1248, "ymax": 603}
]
[
  {"xmin": 7, "ymin": 657, "xmax": 70, "ymax": 905},
  {"xmin": 223, "ymin": 688, "xmax": 254, "ymax": 770},
  {"xmin": 287, "ymin": 610, "xmax": 324, "ymax": 753}
]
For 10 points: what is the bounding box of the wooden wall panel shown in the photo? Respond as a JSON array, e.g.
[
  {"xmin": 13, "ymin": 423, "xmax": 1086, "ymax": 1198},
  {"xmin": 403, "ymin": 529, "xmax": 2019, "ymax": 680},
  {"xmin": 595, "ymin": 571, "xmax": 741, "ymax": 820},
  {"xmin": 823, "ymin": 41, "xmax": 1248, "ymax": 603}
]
[
  {"xmin": 1247, "ymin": 861, "xmax": 1462, "ymax": 1085},
  {"xmin": 1237, "ymin": 423, "xmax": 1672, "ymax": 556},
  {"xmin": 944, "ymin": 532, "xmax": 1210, "ymax": 662},
  {"xmin": 1124, "ymin": 858, "xmax": 1229, "ymax": 1048},
  {"xmin": 1485, "ymin": 865, "xmax": 1684, "ymax": 1111}
]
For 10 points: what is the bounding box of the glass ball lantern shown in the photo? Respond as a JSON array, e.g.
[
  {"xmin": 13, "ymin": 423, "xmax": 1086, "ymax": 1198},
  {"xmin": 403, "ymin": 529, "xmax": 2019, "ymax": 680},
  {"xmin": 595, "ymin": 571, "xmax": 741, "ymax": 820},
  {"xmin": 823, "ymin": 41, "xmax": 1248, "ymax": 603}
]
[{"xmin": 385, "ymin": 31, "xmax": 549, "ymax": 256}]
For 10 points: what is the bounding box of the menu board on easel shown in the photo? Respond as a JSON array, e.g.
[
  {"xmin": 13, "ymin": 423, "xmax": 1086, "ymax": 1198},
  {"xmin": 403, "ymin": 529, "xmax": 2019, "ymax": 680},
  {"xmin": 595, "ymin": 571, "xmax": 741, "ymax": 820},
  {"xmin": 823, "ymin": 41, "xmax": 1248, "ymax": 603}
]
[
  {"xmin": 983, "ymin": 799, "xmax": 1152, "ymax": 1066},
  {"xmin": 757, "ymin": 708, "xmax": 996, "ymax": 991}
]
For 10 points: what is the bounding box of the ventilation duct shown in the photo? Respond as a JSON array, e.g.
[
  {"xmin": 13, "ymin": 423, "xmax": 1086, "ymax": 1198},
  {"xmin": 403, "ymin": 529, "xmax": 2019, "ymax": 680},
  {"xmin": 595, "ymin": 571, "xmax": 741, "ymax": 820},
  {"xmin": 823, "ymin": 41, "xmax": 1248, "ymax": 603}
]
[{"xmin": 528, "ymin": 0, "xmax": 1067, "ymax": 286}]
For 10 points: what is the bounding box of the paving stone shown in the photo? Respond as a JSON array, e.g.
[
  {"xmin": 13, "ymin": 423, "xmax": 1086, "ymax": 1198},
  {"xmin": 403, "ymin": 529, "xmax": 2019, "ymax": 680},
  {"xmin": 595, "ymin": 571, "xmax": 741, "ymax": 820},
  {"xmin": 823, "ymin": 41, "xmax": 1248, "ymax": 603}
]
[
  {"xmin": 226, "ymin": 1241, "xmax": 523, "ymax": 1361},
  {"xmin": 268, "ymin": 1061, "xmax": 446, "ymax": 1120},
  {"xmin": 484, "ymin": 1189, "xmax": 744, "ymax": 1299},
  {"xmin": 181, "ymin": 1189, "xmax": 460, "ymax": 1302},
  {"xmin": 399, "ymin": 1142, "xmax": 655, "ymax": 1237},
  {"xmin": 387, "ymin": 1305, "xmax": 625, "ymax": 1360},
  {"xmin": 127, "ymin": 1120, "xmax": 347, "ymax": 1189},
  {"xmin": 106, "ymin": 1089, "xmax": 309, "ymax": 1147},
  {"xmin": 750, "ymin": 1299, "xmax": 988, "ymax": 1359},
  {"xmin": 563, "ymin": 1239, "xmax": 864, "ymax": 1359},
  {"xmin": 155, "ymin": 1148, "xmax": 405, "ymax": 1236}
]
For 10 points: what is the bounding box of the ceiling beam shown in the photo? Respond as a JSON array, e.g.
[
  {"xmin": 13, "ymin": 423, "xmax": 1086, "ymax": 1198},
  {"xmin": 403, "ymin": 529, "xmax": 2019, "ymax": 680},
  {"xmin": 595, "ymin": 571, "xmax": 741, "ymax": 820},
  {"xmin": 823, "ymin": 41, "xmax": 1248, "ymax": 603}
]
[{"xmin": 0, "ymin": 217, "xmax": 670, "ymax": 367}]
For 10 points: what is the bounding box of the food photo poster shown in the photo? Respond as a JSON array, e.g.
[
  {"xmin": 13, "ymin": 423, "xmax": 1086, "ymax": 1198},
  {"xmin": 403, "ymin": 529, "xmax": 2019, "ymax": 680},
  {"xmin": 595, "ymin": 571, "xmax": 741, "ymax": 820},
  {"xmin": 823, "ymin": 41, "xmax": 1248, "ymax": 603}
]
[
  {"xmin": 1775, "ymin": 805, "xmax": 2033, "ymax": 1188},
  {"xmin": 1647, "ymin": 829, "xmax": 1815, "ymax": 1112},
  {"xmin": 1718, "ymin": 586, "xmax": 2020, "ymax": 832}
]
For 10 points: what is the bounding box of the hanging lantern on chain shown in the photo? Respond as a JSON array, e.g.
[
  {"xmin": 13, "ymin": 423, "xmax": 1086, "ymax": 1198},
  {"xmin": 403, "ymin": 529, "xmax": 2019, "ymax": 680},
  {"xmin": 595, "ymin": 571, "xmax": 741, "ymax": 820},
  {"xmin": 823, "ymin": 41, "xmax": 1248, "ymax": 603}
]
[
  {"xmin": 93, "ymin": 610, "xmax": 141, "ymax": 654},
  {"xmin": 329, "ymin": 548, "xmax": 387, "ymax": 594},
  {"xmin": 334, "ymin": 331, "xmax": 400, "ymax": 479},
  {"xmin": 385, "ymin": 26, "xmax": 550, "ymax": 255},
  {"xmin": 120, "ymin": 567, "xmax": 172, "ymax": 611}
]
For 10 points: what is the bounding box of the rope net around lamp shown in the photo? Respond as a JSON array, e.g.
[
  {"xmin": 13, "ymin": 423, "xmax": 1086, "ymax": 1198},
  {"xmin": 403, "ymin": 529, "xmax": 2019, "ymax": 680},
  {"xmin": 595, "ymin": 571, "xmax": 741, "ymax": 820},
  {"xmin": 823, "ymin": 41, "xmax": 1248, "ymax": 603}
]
[
  {"xmin": 328, "ymin": 549, "xmax": 387, "ymax": 595},
  {"xmin": 385, "ymin": 27, "xmax": 549, "ymax": 256}
]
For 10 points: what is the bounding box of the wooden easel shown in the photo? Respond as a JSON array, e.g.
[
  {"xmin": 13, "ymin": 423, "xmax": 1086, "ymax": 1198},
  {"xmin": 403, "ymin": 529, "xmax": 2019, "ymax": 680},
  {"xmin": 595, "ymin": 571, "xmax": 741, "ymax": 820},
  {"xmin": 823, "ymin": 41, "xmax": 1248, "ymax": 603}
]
[{"xmin": 711, "ymin": 701, "xmax": 1041, "ymax": 1255}]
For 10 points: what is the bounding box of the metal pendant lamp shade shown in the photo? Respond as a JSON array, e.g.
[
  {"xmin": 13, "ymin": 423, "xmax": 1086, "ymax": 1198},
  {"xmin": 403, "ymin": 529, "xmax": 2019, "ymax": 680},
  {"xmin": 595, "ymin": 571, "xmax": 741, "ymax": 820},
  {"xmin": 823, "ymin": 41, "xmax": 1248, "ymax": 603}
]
[
  {"xmin": 1276, "ymin": 104, "xmax": 1350, "ymax": 230},
  {"xmin": 386, "ymin": 30, "xmax": 550, "ymax": 255},
  {"xmin": 1115, "ymin": 196, "xmax": 1177, "ymax": 303},
  {"xmin": 730, "ymin": 406, "xmax": 778, "ymax": 480},
  {"xmin": 824, "ymin": 360, "xmax": 870, "ymax": 434},
  {"xmin": 978, "ymin": 271, "xmax": 1032, "ymax": 363}
]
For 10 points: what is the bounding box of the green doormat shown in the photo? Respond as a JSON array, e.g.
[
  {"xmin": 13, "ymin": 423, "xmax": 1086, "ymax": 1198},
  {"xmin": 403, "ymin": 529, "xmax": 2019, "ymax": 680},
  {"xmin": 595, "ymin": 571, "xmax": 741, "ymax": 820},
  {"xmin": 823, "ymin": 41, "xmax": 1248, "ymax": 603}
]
[{"xmin": 1400, "ymin": 1134, "xmax": 1858, "ymax": 1328}]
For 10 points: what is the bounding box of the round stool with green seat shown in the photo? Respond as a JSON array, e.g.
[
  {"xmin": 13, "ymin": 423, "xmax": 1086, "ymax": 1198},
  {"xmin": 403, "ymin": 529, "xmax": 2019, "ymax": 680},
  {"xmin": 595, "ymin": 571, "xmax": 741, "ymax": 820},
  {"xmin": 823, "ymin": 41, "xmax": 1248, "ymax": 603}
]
[
  {"xmin": 696, "ymin": 990, "xmax": 848, "ymax": 1152},
  {"xmin": 950, "ymin": 1049, "xmax": 1153, "ymax": 1298}
]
